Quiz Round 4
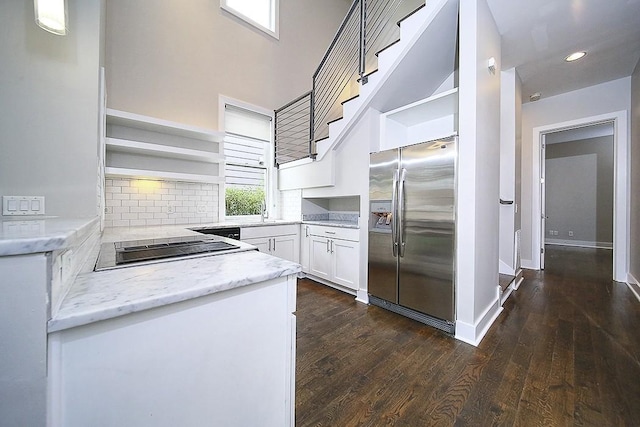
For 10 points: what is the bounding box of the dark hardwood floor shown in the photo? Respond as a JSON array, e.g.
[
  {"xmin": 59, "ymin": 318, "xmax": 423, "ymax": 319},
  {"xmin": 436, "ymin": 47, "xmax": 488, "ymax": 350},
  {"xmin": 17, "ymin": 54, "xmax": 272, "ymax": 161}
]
[{"xmin": 295, "ymin": 245, "xmax": 640, "ymax": 426}]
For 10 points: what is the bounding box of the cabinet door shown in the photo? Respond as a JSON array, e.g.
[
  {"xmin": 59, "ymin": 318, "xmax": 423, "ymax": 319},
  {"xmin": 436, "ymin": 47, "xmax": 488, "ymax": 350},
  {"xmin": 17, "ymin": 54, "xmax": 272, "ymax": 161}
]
[
  {"xmin": 242, "ymin": 237, "xmax": 270, "ymax": 254},
  {"xmin": 272, "ymin": 235, "xmax": 297, "ymax": 263},
  {"xmin": 332, "ymin": 239, "xmax": 359, "ymax": 290},
  {"xmin": 300, "ymin": 226, "xmax": 310, "ymax": 273},
  {"xmin": 309, "ymin": 236, "xmax": 331, "ymax": 280}
]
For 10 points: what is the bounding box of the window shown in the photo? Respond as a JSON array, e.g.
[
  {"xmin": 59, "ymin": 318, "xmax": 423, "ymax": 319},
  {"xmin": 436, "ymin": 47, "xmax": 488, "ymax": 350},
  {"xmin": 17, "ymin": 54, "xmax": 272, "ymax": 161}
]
[
  {"xmin": 221, "ymin": 0, "xmax": 279, "ymax": 39},
  {"xmin": 223, "ymin": 102, "xmax": 274, "ymax": 219}
]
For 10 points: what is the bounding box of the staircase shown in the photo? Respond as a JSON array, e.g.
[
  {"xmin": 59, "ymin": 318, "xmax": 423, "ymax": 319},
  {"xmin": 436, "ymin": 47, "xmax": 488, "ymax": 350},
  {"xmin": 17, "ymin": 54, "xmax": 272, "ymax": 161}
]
[{"xmin": 276, "ymin": 0, "xmax": 459, "ymax": 190}]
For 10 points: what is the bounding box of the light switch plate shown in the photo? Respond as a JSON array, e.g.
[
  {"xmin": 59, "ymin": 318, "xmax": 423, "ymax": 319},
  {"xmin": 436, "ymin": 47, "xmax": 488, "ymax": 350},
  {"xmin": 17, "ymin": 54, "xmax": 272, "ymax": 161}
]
[{"xmin": 2, "ymin": 196, "xmax": 46, "ymax": 216}]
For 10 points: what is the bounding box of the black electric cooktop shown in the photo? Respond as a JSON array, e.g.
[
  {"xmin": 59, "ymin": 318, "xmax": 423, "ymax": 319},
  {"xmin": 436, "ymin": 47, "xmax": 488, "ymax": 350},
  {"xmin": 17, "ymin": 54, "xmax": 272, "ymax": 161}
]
[{"xmin": 95, "ymin": 236, "xmax": 241, "ymax": 271}]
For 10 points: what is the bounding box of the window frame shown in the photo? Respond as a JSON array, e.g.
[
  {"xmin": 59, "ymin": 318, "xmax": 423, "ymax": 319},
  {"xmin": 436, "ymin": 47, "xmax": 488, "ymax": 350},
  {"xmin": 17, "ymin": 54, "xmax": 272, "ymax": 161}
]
[
  {"xmin": 220, "ymin": 0, "xmax": 280, "ymax": 40},
  {"xmin": 219, "ymin": 96, "xmax": 277, "ymax": 222}
]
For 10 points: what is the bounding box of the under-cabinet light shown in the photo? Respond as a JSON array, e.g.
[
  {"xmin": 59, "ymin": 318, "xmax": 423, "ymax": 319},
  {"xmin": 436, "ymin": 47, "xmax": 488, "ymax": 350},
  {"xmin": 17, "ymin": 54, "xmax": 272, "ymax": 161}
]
[{"xmin": 34, "ymin": 0, "xmax": 67, "ymax": 35}]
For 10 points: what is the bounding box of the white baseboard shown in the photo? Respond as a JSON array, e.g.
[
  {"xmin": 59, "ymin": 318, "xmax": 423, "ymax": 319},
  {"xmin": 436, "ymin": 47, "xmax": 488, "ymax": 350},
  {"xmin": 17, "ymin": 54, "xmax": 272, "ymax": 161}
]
[
  {"xmin": 627, "ymin": 273, "xmax": 640, "ymax": 302},
  {"xmin": 499, "ymin": 259, "xmax": 515, "ymax": 276},
  {"xmin": 513, "ymin": 275, "xmax": 524, "ymax": 291},
  {"xmin": 355, "ymin": 289, "xmax": 369, "ymax": 305},
  {"xmin": 545, "ymin": 239, "xmax": 613, "ymax": 249},
  {"xmin": 500, "ymin": 285, "xmax": 514, "ymax": 306},
  {"xmin": 455, "ymin": 297, "xmax": 503, "ymax": 347},
  {"xmin": 303, "ymin": 274, "xmax": 357, "ymax": 296}
]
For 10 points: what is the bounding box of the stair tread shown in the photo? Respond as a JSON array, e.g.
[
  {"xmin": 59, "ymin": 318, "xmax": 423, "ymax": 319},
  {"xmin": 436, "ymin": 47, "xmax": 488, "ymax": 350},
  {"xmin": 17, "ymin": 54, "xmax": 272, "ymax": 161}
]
[
  {"xmin": 358, "ymin": 68, "xmax": 378, "ymax": 83},
  {"xmin": 326, "ymin": 116, "xmax": 343, "ymax": 126},
  {"xmin": 341, "ymin": 94, "xmax": 360, "ymax": 105},
  {"xmin": 375, "ymin": 39, "xmax": 401, "ymax": 57},
  {"xmin": 396, "ymin": 3, "xmax": 426, "ymax": 27}
]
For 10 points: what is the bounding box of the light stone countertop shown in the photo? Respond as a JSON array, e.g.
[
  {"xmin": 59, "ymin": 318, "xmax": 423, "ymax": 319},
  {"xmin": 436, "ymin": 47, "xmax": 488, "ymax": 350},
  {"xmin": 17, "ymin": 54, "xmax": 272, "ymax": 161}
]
[
  {"xmin": 0, "ymin": 216, "xmax": 301, "ymax": 333},
  {"xmin": 47, "ymin": 221, "xmax": 302, "ymax": 332},
  {"xmin": 0, "ymin": 216, "xmax": 99, "ymax": 256},
  {"xmin": 49, "ymin": 250, "xmax": 300, "ymax": 332},
  {"xmin": 302, "ymin": 220, "xmax": 359, "ymax": 229}
]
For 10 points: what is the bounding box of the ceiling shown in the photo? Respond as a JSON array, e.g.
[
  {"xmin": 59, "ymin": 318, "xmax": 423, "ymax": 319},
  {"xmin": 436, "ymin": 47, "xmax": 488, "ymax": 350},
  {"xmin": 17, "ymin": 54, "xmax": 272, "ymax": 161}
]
[{"xmin": 486, "ymin": 0, "xmax": 640, "ymax": 102}]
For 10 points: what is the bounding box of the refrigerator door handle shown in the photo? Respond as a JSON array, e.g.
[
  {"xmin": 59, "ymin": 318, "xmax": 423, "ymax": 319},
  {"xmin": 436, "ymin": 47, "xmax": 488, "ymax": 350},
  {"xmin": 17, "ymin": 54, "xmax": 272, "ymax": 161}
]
[
  {"xmin": 398, "ymin": 168, "xmax": 407, "ymax": 257},
  {"xmin": 391, "ymin": 169, "xmax": 399, "ymax": 257}
]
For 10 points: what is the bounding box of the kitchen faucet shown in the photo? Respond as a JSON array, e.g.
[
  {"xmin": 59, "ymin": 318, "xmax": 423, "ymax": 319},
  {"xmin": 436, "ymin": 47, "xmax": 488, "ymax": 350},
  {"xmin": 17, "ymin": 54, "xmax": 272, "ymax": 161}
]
[{"xmin": 261, "ymin": 200, "xmax": 267, "ymax": 222}]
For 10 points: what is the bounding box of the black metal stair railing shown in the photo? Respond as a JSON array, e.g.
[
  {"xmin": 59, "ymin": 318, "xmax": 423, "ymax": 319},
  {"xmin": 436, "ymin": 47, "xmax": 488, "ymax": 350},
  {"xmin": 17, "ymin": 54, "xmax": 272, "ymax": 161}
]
[
  {"xmin": 274, "ymin": 0, "xmax": 425, "ymax": 166},
  {"xmin": 274, "ymin": 91, "xmax": 312, "ymax": 167}
]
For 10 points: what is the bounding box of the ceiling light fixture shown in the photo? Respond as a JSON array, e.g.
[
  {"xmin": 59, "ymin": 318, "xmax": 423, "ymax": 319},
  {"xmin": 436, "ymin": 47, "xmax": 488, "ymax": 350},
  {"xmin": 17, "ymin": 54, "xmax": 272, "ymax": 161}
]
[
  {"xmin": 530, "ymin": 92, "xmax": 541, "ymax": 102},
  {"xmin": 34, "ymin": 0, "xmax": 67, "ymax": 36},
  {"xmin": 565, "ymin": 51, "xmax": 587, "ymax": 62}
]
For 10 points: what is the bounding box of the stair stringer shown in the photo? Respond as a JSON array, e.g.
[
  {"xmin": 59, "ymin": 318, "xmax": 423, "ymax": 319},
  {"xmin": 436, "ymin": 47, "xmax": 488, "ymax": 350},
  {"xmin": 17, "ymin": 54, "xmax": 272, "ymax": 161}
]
[
  {"xmin": 277, "ymin": 0, "xmax": 458, "ymax": 191},
  {"xmin": 278, "ymin": 150, "xmax": 335, "ymax": 191},
  {"xmin": 316, "ymin": 0, "xmax": 459, "ymax": 161}
]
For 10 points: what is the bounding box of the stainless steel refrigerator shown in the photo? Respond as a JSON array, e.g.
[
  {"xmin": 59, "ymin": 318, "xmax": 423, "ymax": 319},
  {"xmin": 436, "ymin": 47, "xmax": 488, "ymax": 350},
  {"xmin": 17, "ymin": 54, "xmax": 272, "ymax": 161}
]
[{"xmin": 368, "ymin": 136, "xmax": 456, "ymax": 333}]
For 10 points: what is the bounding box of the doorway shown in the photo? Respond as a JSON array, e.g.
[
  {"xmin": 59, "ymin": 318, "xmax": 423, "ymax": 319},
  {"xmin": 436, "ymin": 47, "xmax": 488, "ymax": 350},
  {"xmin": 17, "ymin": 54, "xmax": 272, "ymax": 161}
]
[
  {"xmin": 532, "ymin": 111, "xmax": 629, "ymax": 282},
  {"xmin": 541, "ymin": 123, "xmax": 615, "ymax": 269}
]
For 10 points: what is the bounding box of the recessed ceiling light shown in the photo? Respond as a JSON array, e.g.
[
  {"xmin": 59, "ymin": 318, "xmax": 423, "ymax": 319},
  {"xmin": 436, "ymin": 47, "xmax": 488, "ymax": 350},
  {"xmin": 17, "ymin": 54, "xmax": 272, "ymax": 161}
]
[{"xmin": 565, "ymin": 51, "xmax": 587, "ymax": 62}]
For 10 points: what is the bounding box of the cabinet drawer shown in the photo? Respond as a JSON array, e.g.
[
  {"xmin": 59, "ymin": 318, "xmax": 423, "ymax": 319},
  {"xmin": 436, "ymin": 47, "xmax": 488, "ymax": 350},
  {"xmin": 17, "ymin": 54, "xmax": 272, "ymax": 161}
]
[
  {"xmin": 241, "ymin": 224, "xmax": 298, "ymax": 239},
  {"xmin": 307, "ymin": 225, "xmax": 359, "ymax": 242}
]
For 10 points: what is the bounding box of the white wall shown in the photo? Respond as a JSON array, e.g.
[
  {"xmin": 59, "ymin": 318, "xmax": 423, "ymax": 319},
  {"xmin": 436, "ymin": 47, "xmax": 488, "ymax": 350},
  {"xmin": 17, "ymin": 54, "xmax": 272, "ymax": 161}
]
[
  {"xmin": 105, "ymin": 0, "xmax": 350, "ymax": 130},
  {"xmin": 520, "ymin": 77, "xmax": 631, "ymax": 266},
  {"xmin": 0, "ymin": 0, "xmax": 103, "ymax": 217},
  {"xmin": 631, "ymin": 59, "xmax": 640, "ymax": 284},
  {"xmin": 0, "ymin": 254, "xmax": 49, "ymax": 426},
  {"xmin": 302, "ymin": 108, "xmax": 378, "ymax": 302},
  {"xmin": 499, "ymin": 68, "xmax": 522, "ymax": 273},
  {"xmin": 456, "ymin": 0, "xmax": 502, "ymax": 345},
  {"xmin": 545, "ymin": 136, "xmax": 614, "ymax": 247}
]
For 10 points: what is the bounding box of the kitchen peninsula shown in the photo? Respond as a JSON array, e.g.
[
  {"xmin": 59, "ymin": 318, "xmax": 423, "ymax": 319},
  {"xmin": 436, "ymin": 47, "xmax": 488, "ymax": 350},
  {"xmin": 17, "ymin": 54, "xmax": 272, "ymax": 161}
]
[{"xmin": 0, "ymin": 217, "xmax": 300, "ymax": 427}]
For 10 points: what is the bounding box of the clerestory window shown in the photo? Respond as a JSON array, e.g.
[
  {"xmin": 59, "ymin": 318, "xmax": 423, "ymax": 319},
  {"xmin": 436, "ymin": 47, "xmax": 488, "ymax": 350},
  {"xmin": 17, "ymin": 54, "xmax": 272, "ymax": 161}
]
[{"xmin": 220, "ymin": 0, "xmax": 279, "ymax": 39}]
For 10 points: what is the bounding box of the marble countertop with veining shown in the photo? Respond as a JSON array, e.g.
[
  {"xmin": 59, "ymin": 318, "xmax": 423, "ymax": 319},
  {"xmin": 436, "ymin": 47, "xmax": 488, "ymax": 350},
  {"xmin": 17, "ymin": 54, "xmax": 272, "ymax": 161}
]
[
  {"xmin": 189, "ymin": 219, "xmax": 301, "ymax": 230},
  {"xmin": 49, "ymin": 249, "xmax": 301, "ymax": 332},
  {"xmin": 49, "ymin": 223, "xmax": 302, "ymax": 332},
  {"xmin": 302, "ymin": 220, "xmax": 359, "ymax": 229},
  {"xmin": 0, "ymin": 216, "xmax": 99, "ymax": 256}
]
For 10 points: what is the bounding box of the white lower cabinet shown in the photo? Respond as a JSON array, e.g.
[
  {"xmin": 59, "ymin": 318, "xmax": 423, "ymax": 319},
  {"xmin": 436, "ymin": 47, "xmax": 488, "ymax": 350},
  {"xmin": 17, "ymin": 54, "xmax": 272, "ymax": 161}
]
[
  {"xmin": 300, "ymin": 225, "xmax": 311, "ymax": 273},
  {"xmin": 241, "ymin": 225, "xmax": 300, "ymax": 263},
  {"xmin": 305, "ymin": 225, "xmax": 359, "ymax": 290},
  {"xmin": 48, "ymin": 275, "xmax": 297, "ymax": 427}
]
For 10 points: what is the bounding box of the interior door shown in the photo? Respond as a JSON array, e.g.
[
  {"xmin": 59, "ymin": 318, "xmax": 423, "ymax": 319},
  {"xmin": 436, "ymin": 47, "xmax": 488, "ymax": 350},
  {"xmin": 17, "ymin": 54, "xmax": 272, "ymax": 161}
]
[{"xmin": 540, "ymin": 135, "xmax": 546, "ymax": 270}]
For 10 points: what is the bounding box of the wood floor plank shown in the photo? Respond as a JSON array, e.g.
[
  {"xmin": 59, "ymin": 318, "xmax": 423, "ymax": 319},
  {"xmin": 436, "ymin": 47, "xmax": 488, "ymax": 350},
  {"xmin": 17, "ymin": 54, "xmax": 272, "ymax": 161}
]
[{"xmin": 295, "ymin": 246, "xmax": 640, "ymax": 426}]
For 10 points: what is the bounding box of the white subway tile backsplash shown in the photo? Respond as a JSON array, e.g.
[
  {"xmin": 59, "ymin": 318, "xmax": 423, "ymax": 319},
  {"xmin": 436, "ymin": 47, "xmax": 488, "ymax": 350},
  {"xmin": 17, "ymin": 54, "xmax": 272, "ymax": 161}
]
[
  {"xmin": 104, "ymin": 177, "xmax": 219, "ymax": 227},
  {"xmin": 279, "ymin": 189, "xmax": 302, "ymax": 220}
]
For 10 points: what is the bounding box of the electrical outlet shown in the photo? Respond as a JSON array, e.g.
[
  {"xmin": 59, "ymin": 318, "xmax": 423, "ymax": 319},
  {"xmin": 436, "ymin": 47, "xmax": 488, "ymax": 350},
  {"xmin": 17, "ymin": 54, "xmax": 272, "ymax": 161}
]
[
  {"xmin": 3, "ymin": 196, "xmax": 45, "ymax": 216},
  {"xmin": 568, "ymin": 231, "xmax": 574, "ymax": 237},
  {"xmin": 196, "ymin": 204, "xmax": 207, "ymax": 214},
  {"xmin": 167, "ymin": 205, "xmax": 175, "ymax": 214},
  {"xmin": 549, "ymin": 230, "xmax": 554, "ymax": 235}
]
